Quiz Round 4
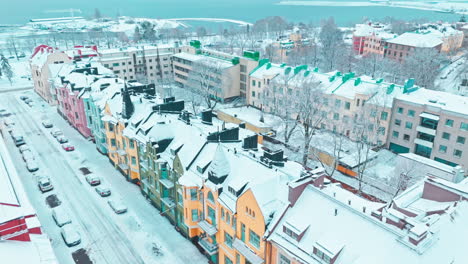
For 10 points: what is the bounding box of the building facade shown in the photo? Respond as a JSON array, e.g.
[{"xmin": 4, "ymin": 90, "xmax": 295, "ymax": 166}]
[
  {"xmin": 387, "ymin": 88, "xmax": 468, "ymax": 172},
  {"xmin": 383, "ymin": 32, "xmax": 443, "ymax": 62}
]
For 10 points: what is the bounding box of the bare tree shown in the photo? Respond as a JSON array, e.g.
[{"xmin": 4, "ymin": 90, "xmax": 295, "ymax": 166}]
[
  {"xmin": 6, "ymin": 37, "xmax": 19, "ymax": 61},
  {"xmin": 318, "ymin": 17, "xmax": 344, "ymax": 71},
  {"xmin": 262, "ymin": 73, "xmax": 299, "ymax": 144},
  {"xmin": 196, "ymin": 26, "xmax": 208, "ymax": 41},
  {"xmin": 293, "ymin": 74, "xmax": 326, "ymax": 165},
  {"xmin": 94, "ymin": 8, "xmax": 102, "ymax": 20},
  {"xmin": 402, "ymin": 48, "xmax": 446, "ymax": 89},
  {"xmin": 186, "ymin": 60, "xmax": 228, "ymax": 111}
]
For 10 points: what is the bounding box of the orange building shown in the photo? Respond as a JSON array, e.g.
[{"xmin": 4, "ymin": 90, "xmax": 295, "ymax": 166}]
[{"xmin": 178, "ymin": 143, "xmax": 304, "ymax": 264}]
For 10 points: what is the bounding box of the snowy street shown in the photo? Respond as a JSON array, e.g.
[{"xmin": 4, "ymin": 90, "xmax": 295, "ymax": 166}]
[{"xmin": 0, "ymin": 90, "xmax": 208, "ymax": 264}]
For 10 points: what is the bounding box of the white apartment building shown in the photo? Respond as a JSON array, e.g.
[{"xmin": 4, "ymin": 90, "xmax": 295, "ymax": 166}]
[
  {"xmin": 387, "ymin": 88, "xmax": 468, "ymax": 173},
  {"xmin": 98, "ymin": 44, "xmax": 182, "ymax": 84}
]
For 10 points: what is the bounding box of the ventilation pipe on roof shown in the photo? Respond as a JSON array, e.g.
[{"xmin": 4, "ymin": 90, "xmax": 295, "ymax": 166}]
[{"xmin": 335, "ymin": 209, "xmax": 338, "ymax": 216}]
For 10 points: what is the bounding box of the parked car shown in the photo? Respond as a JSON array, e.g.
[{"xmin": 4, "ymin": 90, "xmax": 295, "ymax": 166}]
[
  {"xmin": 60, "ymin": 225, "xmax": 81, "ymax": 247},
  {"xmin": 12, "ymin": 134, "xmax": 25, "ymax": 147},
  {"xmin": 18, "ymin": 144, "xmax": 30, "ymax": 153},
  {"xmin": 22, "ymin": 150, "xmax": 34, "ymax": 161},
  {"xmin": 42, "ymin": 120, "xmax": 53, "ymax": 128},
  {"xmin": 57, "ymin": 136, "xmax": 68, "ymax": 143},
  {"xmin": 0, "ymin": 109, "xmax": 10, "ymax": 117},
  {"xmin": 4, "ymin": 118, "xmax": 15, "ymax": 132},
  {"xmin": 52, "ymin": 207, "xmax": 72, "ymax": 227},
  {"xmin": 27, "ymin": 102, "xmax": 34, "ymax": 107},
  {"xmin": 108, "ymin": 200, "xmax": 127, "ymax": 214},
  {"xmin": 26, "ymin": 159, "xmax": 39, "ymax": 172},
  {"xmin": 38, "ymin": 177, "xmax": 53, "ymax": 193},
  {"xmin": 50, "ymin": 129, "xmax": 63, "ymax": 138},
  {"xmin": 20, "ymin": 95, "xmax": 28, "ymax": 101},
  {"xmin": 95, "ymin": 186, "xmax": 111, "ymax": 197},
  {"xmin": 62, "ymin": 143, "xmax": 75, "ymax": 151},
  {"xmin": 85, "ymin": 174, "xmax": 101, "ymax": 186}
]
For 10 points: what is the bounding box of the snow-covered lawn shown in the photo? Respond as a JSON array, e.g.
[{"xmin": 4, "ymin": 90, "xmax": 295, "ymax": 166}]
[
  {"xmin": 0, "ymin": 90, "xmax": 208, "ymax": 264},
  {"xmin": 0, "ymin": 57, "xmax": 32, "ymax": 90}
]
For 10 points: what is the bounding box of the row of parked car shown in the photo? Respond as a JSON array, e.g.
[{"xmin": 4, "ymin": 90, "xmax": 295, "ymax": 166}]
[
  {"xmin": 20, "ymin": 95, "xmax": 34, "ymax": 107},
  {"xmin": 83, "ymin": 173, "xmax": 128, "ymax": 214}
]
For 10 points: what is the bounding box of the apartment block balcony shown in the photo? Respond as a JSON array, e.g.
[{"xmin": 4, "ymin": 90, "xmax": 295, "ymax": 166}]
[
  {"xmin": 198, "ymin": 220, "xmax": 217, "ymax": 237},
  {"xmin": 198, "ymin": 237, "xmax": 218, "ymax": 255},
  {"xmin": 160, "ymin": 178, "xmax": 174, "ymax": 189},
  {"xmin": 161, "ymin": 196, "xmax": 175, "ymax": 208},
  {"xmin": 416, "ymin": 125, "xmax": 436, "ymax": 136},
  {"xmin": 233, "ymin": 238, "xmax": 264, "ymax": 264},
  {"xmin": 414, "ymin": 138, "xmax": 434, "ymax": 149}
]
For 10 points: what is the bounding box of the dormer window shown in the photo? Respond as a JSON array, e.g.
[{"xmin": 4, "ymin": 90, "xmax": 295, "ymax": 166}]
[
  {"xmin": 228, "ymin": 186, "xmax": 236, "ymax": 196},
  {"xmin": 313, "ymin": 240, "xmax": 343, "ymax": 264},
  {"xmin": 283, "ymin": 226, "xmax": 299, "ymax": 240}
]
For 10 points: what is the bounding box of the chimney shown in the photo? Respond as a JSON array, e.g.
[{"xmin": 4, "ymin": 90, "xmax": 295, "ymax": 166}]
[
  {"xmin": 335, "ymin": 208, "xmax": 338, "ymax": 216},
  {"xmin": 201, "ymin": 109, "xmax": 213, "ymax": 125},
  {"xmin": 288, "ymin": 176, "xmax": 313, "ymax": 206}
]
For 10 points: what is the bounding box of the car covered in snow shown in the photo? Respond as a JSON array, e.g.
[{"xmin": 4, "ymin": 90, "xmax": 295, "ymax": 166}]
[
  {"xmin": 108, "ymin": 200, "xmax": 127, "ymax": 214},
  {"xmin": 62, "ymin": 143, "xmax": 75, "ymax": 151},
  {"xmin": 50, "ymin": 128, "xmax": 63, "ymax": 138},
  {"xmin": 38, "ymin": 177, "xmax": 53, "ymax": 193},
  {"xmin": 95, "ymin": 186, "xmax": 111, "ymax": 197},
  {"xmin": 60, "ymin": 224, "xmax": 81, "ymax": 247},
  {"xmin": 22, "ymin": 150, "xmax": 34, "ymax": 161},
  {"xmin": 85, "ymin": 174, "xmax": 101, "ymax": 186},
  {"xmin": 26, "ymin": 159, "xmax": 39, "ymax": 172},
  {"xmin": 41, "ymin": 120, "xmax": 53, "ymax": 128},
  {"xmin": 18, "ymin": 144, "xmax": 30, "ymax": 153},
  {"xmin": 27, "ymin": 102, "xmax": 34, "ymax": 107},
  {"xmin": 20, "ymin": 95, "xmax": 28, "ymax": 101},
  {"xmin": 52, "ymin": 207, "xmax": 72, "ymax": 227},
  {"xmin": 56, "ymin": 135, "xmax": 68, "ymax": 144}
]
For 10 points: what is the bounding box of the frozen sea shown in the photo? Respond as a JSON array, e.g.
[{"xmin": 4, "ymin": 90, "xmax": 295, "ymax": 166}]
[{"xmin": 0, "ymin": 0, "xmax": 461, "ymax": 27}]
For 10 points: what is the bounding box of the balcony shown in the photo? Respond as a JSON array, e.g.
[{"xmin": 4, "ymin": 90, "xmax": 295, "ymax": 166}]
[
  {"xmin": 198, "ymin": 237, "xmax": 218, "ymax": 255},
  {"xmin": 416, "ymin": 126, "xmax": 436, "ymax": 136},
  {"xmin": 198, "ymin": 220, "xmax": 217, "ymax": 236},
  {"xmin": 232, "ymin": 238, "xmax": 264, "ymax": 264},
  {"xmin": 414, "ymin": 138, "xmax": 434, "ymax": 149},
  {"xmin": 160, "ymin": 178, "xmax": 174, "ymax": 189},
  {"xmin": 161, "ymin": 197, "xmax": 175, "ymax": 208}
]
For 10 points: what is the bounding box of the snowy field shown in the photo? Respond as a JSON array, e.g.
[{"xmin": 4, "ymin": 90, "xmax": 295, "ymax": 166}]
[{"xmin": 0, "ymin": 90, "xmax": 208, "ymax": 264}]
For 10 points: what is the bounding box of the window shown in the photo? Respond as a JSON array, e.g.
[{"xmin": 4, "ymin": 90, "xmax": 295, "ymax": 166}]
[
  {"xmin": 392, "ymin": 131, "xmax": 399, "ymax": 138},
  {"xmin": 378, "ymin": 127, "xmax": 385, "ymax": 135},
  {"xmin": 408, "ymin": 110, "xmax": 415, "ymax": 117},
  {"xmin": 252, "ymin": 80, "xmax": 256, "ymax": 86},
  {"xmin": 190, "ymin": 189, "xmax": 198, "ymax": 200},
  {"xmin": 221, "ymin": 208, "xmax": 225, "ymax": 221},
  {"xmin": 236, "ymin": 253, "xmax": 240, "ymax": 264},
  {"xmin": 130, "ymin": 140, "xmax": 135, "ymax": 149},
  {"xmin": 252, "ymin": 91, "xmax": 256, "ymax": 97},
  {"xmin": 395, "ymin": 119, "xmax": 401, "ymax": 126},
  {"xmin": 224, "ymin": 232, "xmax": 233, "ymax": 248},
  {"xmin": 439, "ymin": 145, "xmax": 447, "ymax": 153},
  {"xmin": 108, "ymin": 123, "xmax": 114, "ymax": 132},
  {"xmin": 405, "ymin": 121, "xmax": 413, "ymax": 129},
  {"xmin": 249, "ymin": 229, "xmax": 260, "ymax": 248},
  {"xmin": 457, "ymin": 136, "xmax": 465, "ymax": 144},
  {"xmin": 207, "ymin": 191, "xmax": 214, "ymax": 203},
  {"xmin": 461, "ymin": 122, "xmax": 468, "ymax": 131},
  {"xmin": 240, "ymin": 64, "xmax": 246, "ymax": 73},
  {"xmin": 131, "ymin": 156, "xmax": 136, "ymax": 165},
  {"xmin": 345, "ymin": 102, "xmax": 351, "ymax": 110},
  {"xmin": 397, "ymin": 107, "xmax": 404, "ymax": 114},
  {"xmin": 442, "ymin": 132, "xmax": 451, "ymax": 140},
  {"xmin": 224, "ymin": 256, "xmax": 233, "ymax": 264},
  {"xmin": 112, "ymin": 63, "xmax": 119, "ymax": 67},
  {"xmin": 445, "ymin": 119, "xmax": 454, "ymax": 127},
  {"xmin": 191, "ymin": 209, "xmax": 199, "ymax": 221},
  {"xmin": 279, "ymin": 254, "xmax": 291, "ymax": 264},
  {"xmin": 333, "ymin": 113, "xmax": 339, "ymax": 120},
  {"xmin": 403, "ymin": 134, "xmax": 410, "ymax": 141},
  {"xmin": 454, "ymin": 149, "xmax": 463, "ymax": 158},
  {"xmin": 241, "ymin": 223, "xmax": 246, "ymax": 242},
  {"xmin": 381, "ymin": 111, "xmax": 388, "ymax": 121},
  {"xmin": 335, "ymin": 99, "xmax": 341, "ymax": 108},
  {"xmin": 111, "ymin": 139, "xmax": 116, "ymax": 147}
]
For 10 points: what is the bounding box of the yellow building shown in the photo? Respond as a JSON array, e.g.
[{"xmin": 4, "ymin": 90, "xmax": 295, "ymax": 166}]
[{"xmin": 178, "ymin": 143, "xmax": 304, "ymax": 264}]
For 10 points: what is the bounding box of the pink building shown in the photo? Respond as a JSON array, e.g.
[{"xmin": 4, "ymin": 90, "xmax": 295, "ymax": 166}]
[{"xmin": 54, "ymin": 62, "xmax": 113, "ymax": 138}]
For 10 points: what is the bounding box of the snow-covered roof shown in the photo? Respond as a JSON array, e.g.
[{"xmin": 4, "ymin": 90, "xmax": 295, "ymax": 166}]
[
  {"xmin": 386, "ymin": 32, "xmax": 443, "ymax": 48},
  {"xmin": 172, "ymin": 52, "xmax": 234, "ymax": 69},
  {"xmin": 269, "ymin": 183, "xmax": 468, "ymax": 264},
  {"xmin": 250, "ymin": 62, "xmax": 284, "ymax": 79},
  {"xmin": 396, "ymin": 88, "xmax": 468, "ymax": 116}
]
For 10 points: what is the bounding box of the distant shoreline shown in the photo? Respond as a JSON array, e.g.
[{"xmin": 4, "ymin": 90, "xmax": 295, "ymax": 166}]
[{"xmin": 277, "ymin": 1, "xmax": 468, "ymax": 15}]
